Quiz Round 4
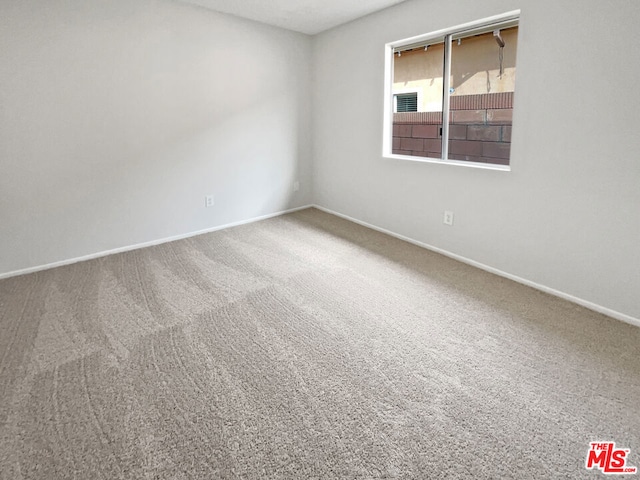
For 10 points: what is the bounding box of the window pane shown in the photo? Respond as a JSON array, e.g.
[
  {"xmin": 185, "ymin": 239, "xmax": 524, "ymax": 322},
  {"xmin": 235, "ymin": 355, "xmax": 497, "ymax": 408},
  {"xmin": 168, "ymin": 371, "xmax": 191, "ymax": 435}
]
[
  {"xmin": 392, "ymin": 42, "xmax": 444, "ymax": 159},
  {"xmin": 447, "ymin": 26, "xmax": 518, "ymax": 165}
]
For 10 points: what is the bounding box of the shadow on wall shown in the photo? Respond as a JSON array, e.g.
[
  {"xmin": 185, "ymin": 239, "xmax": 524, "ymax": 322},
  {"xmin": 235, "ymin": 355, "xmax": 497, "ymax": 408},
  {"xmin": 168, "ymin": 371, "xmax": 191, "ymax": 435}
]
[{"xmin": 450, "ymin": 27, "xmax": 518, "ymax": 94}]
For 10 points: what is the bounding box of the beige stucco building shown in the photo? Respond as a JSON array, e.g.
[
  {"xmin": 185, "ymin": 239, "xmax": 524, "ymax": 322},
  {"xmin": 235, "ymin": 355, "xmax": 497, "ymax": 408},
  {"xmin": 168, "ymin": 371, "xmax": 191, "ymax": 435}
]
[{"xmin": 393, "ymin": 26, "xmax": 518, "ymax": 112}]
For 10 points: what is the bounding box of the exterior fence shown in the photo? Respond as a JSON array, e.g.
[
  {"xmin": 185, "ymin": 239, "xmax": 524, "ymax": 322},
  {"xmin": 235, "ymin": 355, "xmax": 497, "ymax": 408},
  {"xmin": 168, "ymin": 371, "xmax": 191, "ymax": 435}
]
[{"xmin": 392, "ymin": 92, "xmax": 513, "ymax": 165}]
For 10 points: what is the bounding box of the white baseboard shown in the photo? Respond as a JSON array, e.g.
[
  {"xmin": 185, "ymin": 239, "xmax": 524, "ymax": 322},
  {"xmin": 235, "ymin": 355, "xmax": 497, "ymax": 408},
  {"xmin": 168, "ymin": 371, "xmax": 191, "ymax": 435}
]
[
  {"xmin": 312, "ymin": 204, "xmax": 640, "ymax": 329},
  {"xmin": 0, "ymin": 204, "xmax": 313, "ymax": 281},
  {"xmin": 3, "ymin": 202, "xmax": 638, "ymax": 329}
]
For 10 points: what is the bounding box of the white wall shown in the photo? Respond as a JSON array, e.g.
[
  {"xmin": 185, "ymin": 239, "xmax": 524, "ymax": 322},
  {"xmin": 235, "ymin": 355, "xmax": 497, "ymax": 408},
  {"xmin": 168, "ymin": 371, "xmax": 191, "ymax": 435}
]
[
  {"xmin": 0, "ymin": 0, "xmax": 312, "ymax": 275},
  {"xmin": 312, "ymin": 0, "xmax": 640, "ymax": 321}
]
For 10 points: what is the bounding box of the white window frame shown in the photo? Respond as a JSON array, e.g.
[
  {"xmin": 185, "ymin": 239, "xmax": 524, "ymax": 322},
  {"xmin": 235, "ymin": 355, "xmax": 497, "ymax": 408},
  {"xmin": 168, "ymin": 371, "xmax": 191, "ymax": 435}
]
[{"xmin": 382, "ymin": 10, "xmax": 520, "ymax": 171}]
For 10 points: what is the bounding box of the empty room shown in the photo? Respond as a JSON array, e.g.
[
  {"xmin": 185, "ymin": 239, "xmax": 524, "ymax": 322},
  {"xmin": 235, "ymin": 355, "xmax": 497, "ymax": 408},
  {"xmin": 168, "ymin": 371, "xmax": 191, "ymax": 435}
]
[{"xmin": 1, "ymin": 0, "xmax": 639, "ymax": 478}]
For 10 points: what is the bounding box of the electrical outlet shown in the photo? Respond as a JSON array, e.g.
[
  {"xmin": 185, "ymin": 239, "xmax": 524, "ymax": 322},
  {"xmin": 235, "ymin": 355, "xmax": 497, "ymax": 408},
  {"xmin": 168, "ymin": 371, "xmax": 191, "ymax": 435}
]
[
  {"xmin": 443, "ymin": 211, "xmax": 454, "ymax": 226},
  {"xmin": 293, "ymin": 181, "xmax": 300, "ymax": 192},
  {"xmin": 205, "ymin": 195, "xmax": 215, "ymax": 208}
]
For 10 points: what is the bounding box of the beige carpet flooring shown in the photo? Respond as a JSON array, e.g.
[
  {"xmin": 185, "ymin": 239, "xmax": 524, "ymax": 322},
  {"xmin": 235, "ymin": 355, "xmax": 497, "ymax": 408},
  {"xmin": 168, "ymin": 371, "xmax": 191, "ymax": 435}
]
[{"xmin": 1, "ymin": 207, "xmax": 639, "ymax": 479}]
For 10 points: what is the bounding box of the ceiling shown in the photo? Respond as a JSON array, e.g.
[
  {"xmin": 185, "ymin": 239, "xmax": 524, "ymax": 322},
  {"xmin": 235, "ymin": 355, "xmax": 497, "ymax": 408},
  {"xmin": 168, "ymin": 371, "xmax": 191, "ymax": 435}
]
[{"xmin": 178, "ymin": 0, "xmax": 409, "ymax": 35}]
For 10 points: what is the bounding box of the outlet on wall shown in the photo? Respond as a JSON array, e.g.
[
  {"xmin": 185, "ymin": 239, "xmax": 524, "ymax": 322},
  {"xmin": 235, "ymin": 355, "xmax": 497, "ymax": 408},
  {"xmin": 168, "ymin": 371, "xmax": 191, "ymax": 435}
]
[
  {"xmin": 205, "ymin": 195, "xmax": 215, "ymax": 208},
  {"xmin": 293, "ymin": 181, "xmax": 300, "ymax": 192},
  {"xmin": 443, "ymin": 210, "xmax": 454, "ymax": 226}
]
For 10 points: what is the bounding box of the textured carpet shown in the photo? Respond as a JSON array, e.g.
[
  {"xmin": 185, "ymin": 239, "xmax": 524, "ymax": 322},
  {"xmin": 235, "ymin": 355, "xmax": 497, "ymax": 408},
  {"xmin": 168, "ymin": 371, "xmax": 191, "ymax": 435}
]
[{"xmin": 1, "ymin": 207, "xmax": 639, "ymax": 479}]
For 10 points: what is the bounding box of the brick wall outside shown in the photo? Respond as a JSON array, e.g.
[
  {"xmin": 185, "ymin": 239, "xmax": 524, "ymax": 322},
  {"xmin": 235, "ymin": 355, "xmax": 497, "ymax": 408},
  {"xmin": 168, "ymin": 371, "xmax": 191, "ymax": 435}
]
[{"xmin": 392, "ymin": 92, "xmax": 513, "ymax": 165}]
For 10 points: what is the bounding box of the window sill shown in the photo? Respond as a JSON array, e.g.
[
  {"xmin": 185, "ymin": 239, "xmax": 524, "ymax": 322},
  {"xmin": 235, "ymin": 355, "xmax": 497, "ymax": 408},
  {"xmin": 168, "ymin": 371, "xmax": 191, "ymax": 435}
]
[{"xmin": 383, "ymin": 153, "xmax": 511, "ymax": 172}]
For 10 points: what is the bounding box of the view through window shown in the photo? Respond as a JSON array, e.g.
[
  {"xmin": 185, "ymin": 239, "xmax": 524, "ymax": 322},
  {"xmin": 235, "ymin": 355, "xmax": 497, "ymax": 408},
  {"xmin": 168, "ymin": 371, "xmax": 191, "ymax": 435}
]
[{"xmin": 386, "ymin": 13, "xmax": 519, "ymax": 167}]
